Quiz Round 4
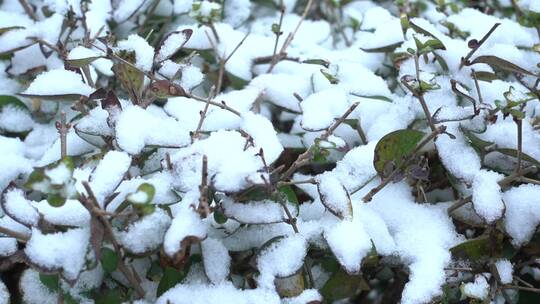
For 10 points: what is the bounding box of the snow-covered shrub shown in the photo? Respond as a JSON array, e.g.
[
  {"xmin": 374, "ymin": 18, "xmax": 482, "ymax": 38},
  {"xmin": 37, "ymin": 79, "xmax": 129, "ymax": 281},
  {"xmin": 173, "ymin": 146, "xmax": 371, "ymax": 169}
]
[{"xmin": 0, "ymin": 0, "xmax": 540, "ymax": 303}]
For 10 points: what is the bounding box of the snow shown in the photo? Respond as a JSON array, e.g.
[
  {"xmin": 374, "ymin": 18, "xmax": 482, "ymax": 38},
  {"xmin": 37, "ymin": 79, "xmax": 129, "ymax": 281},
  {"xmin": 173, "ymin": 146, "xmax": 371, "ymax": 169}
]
[
  {"xmin": 22, "ymin": 69, "xmax": 94, "ymax": 97},
  {"xmin": 495, "ymin": 259, "xmax": 513, "ymax": 284},
  {"xmin": 45, "ymin": 161, "xmax": 72, "ymax": 185},
  {"xmin": 89, "ymin": 151, "xmax": 131, "ymax": 206},
  {"xmin": 0, "ymin": 1, "xmax": 539, "ymax": 302},
  {"xmin": 361, "ymin": 182, "xmax": 461, "ymax": 304},
  {"xmin": 165, "ymin": 88, "xmax": 254, "ymax": 132},
  {"xmin": 113, "ymin": 0, "xmax": 149, "ymax": 22},
  {"xmin": 171, "ymin": 130, "xmax": 269, "ymax": 192},
  {"xmin": 0, "ymin": 237, "xmax": 17, "ymax": 257},
  {"xmin": 201, "ymin": 237, "xmax": 230, "ymax": 283},
  {"xmin": 163, "ymin": 206, "xmax": 207, "ymax": 256},
  {"xmin": 157, "ymin": 282, "xmax": 280, "ymax": 304},
  {"xmin": 241, "ymin": 112, "xmax": 283, "ymax": 162},
  {"xmin": 317, "ymin": 173, "xmax": 352, "ymax": 219},
  {"xmin": 157, "ymin": 31, "xmax": 189, "ymax": 62},
  {"xmin": 435, "ymin": 128, "xmax": 482, "ymax": 182},
  {"xmin": 32, "ymin": 199, "xmax": 90, "ymax": 227},
  {"xmin": 0, "ymin": 279, "xmax": 8, "ymax": 304},
  {"xmin": 117, "ymin": 208, "xmax": 171, "ymax": 254},
  {"xmin": 256, "ymin": 234, "xmax": 307, "ymax": 289},
  {"xmin": 38, "ymin": 128, "xmax": 96, "ymax": 166},
  {"xmin": 0, "ymin": 105, "xmax": 33, "ymax": 132},
  {"xmin": 2, "ymin": 188, "xmax": 39, "ymax": 227},
  {"xmin": 20, "ymin": 269, "xmax": 57, "ymax": 304},
  {"xmin": 301, "ymin": 88, "xmax": 350, "ymax": 131},
  {"xmin": 0, "ymin": 135, "xmax": 32, "ymax": 191},
  {"xmin": 250, "ymin": 73, "xmax": 311, "ymax": 113},
  {"xmin": 24, "ymin": 227, "xmax": 90, "ymax": 280},
  {"xmin": 324, "ymin": 219, "xmax": 372, "ymax": 273},
  {"xmin": 472, "ymin": 170, "xmax": 504, "ymax": 223},
  {"xmin": 503, "ymin": 184, "xmax": 540, "ymax": 245},
  {"xmin": 221, "ymin": 196, "xmax": 297, "ymax": 224},
  {"xmin": 462, "ymin": 274, "xmax": 490, "ymax": 300},
  {"xmin": 115, "ymin": 106, "xmax": 191, "ymax": 154},
  {"xmin": 223, "ymin": 0, "xmax": 251, "ymax": 28},
  {"xmin": 116, "ymin": 35, "xmax": 155, "ymax": 72}
]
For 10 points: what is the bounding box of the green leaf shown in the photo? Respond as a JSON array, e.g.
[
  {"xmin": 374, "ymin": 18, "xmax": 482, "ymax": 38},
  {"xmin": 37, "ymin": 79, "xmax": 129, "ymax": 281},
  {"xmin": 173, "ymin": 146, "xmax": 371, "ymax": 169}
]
[
  {"xmin": 226, "ymin": 72, "xmax": 248, "ymax": 90},
  {"xmin": 450, "ymin": 233, "xmax": 503, "ymax": 262},
  {"xmin": 0, "ymin": 26, "xmax": 25, "ymax": 34},
  {"xmin": 278, "ymin": 186, "xmax": 298, "ymax": 205},
  {"xmin": 94, "ymin": 289, "xmax": 122, "ymax": 304},
  {"xmin": 495, "ymin": 148, "xmax": 540, "ymax": 167},
  {"xmin": 66, "ymin": 56, "xmax": 102, "ymax": 68},
  {"xmin": 320, "ymin": 69, "xmax": 339, "ymax": 84},
  {"xmin": 112, "ymin": 50, "xmax": 144, "ymax": 102},
  {"xmin": 461, "ymin": 127, "xmax": 493, "ymax": 151},
  {"xmin": 233, "ymin": 185, "xmax": 269, "ymax": 202},
  {"xmin": 419, "ymin": 80, "xmax": 440, "ymax": 92},
  {"xmin": 127, "ymin": 183, "xmax": 156, "ymax": 204},
  {"xmin": 275, "ymin": 271, "xmax": 304, "ymax": 298},
  {"xmin": 302, "ymin": 59, "xmax": 330, "ymax": 68},
  {"xmin": 470, "ymin": 55, "xmax": 534, "ymax": 76},
  {"xmin": 39, "ymin": 273, "xmax": 60, "ymax": 292},
  {"xmin": 409, "ymin": 21, "xmax": 446, "ymax": 50},
  {"xmin": 0, "ymin": 95, "xmax": 29, "ymax": 111},
  {"xmin": 320, "ymin": 269, "xmax": 370, "ymax": 301},
  {"xmin": 473, "ymin": 71, "xmax": 498, "ymax": 82},
  {"xmin": 47, "ymin": 193, "xmax": 66, "ymax": 207},
  {"xmin": 157, "ymin": 267, "xmax": 188, "ymax": 297},
  {"xmin": 213, "ymin": 208, "xmax": 228, "ymax": 224},
  {"xmin": 271, "ymin": 23, "xmax": 280, "ymax": 34},
  {"xmin": 100, "ymin": 247, "xmax": 118, "ymax": 274},
  {"xmin": 360, "ymin": 42, "xmax": 403, "ymax": 53},
  {"xmin": 373, "ymin": 129, "xmax": 426, "ymax": 178},
  {"xmin": 349, "ymin": 93, "xmax": 392, "ymax": 102},
  {"xmin": 278, "ymin": 185, "xmax": 299, "ymax": 213}
]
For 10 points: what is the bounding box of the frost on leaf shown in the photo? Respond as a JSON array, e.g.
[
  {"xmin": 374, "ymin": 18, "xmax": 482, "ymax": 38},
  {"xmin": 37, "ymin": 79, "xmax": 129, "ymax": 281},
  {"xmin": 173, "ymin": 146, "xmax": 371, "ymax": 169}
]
[
  {"xmin": 256, "ymin": 235, "xmax": 307, "ymax": 289},
  {"xmin": 163, "ymin": 206, "xmax": 207, "ymax": 257},
  {"xmin": 24, "ymin": 227, "xmax": 90, "ymax": 281},
  {"xmin": 317, "ymin": 173, "xmax": 352, "ymax": 220},
  {"xmin": 21, "ymin": 69, "xmax": 94, "ymax": 99},
  {"xmin": 201, "ymin": 237, "xmax": 230, "ymax": 284},
  {"xmin": 324, "ymin": 219, "xmax": 372, "ymax": 274}
]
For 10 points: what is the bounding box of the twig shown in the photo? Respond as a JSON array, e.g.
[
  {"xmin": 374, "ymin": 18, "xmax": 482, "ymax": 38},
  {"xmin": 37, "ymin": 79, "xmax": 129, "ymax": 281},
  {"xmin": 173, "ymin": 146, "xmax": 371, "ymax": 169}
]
[
  {"xmin": 81, "ymin": 65, "xmax": 95, "ymax": 88},
  {"xmin": 55, "ymin": 111, "xmax": 70, "ymax": 159},
  {"xmin": 515, "ymin": 275, "xmax": 535, "ymax": 288},
  {"xmin": 192, "ymin": 86, "xmax": 215, "ymax": 141},
  {"xmin": 490, "ymin": 263, "xmax": 513, "ymax": 303},
  {"xmin": 81, "ymin": 182, "xmax": 146, "ymax": 298},
  {"xmin": 18, "ymin": 0, "xmax": 37, "ymax": 21},
  {"xmin": 502, "ymin": 285, "xmax": 540, "ymax": 293},
  {"xmin": 267, "ymin": 0, "xmax": 314, "ymax": 73},
  {"xmin": 277, "ymin": 178, "xmax": 317, "ymax": 187},
  {"xmin": 281, "ymin": 102, "xmax": 360, "ymax": 180},
  {"xmin": 517, "ymin": 176, "xmax": 540, "ymax": 185},
  {"xmin": 268, "ymin": 1, "xmax": 286, "ymax": 73},
  {"xmin": 447, "ymin": 166, "xmax": 537, "ymax": 214},
  {"xmin": 460, "ymin": 23, "xmax": 501, "ymax": 69},
  {"xmin": 403, "ymin": 54, "xmax": 437, "ymax": 132},
  {"xmin": 515, "ymin": 118, "xmax": 523, "ymax": 174},
  {"xmin": 362, "ymin": 125, "xmax": 446, "ymax": 202},
  {"xmin": 253, "ymin": 55, "xmax": 300, "ymax": 65},
  {"xmin": 185, "ymin": 92, "xmax": 241, "ymax": 116},
  {"xmin": 471, "ymin": 69, "xmax": 484, "ymax": 105},
  {"xmin": 197, "ymin": 155, "xmax": 210, "ymax": 218},
  {"xmin": 0, "ymin": 226, "xmax": 29, "ymax": 242}
]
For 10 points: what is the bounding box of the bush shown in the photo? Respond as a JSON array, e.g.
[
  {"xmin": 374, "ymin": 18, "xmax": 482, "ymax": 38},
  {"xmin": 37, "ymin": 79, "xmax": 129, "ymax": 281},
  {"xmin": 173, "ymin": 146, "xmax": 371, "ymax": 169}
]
[{"xmin": 0, "ymin": 0, "xmax": 539, "ymax": 303}]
